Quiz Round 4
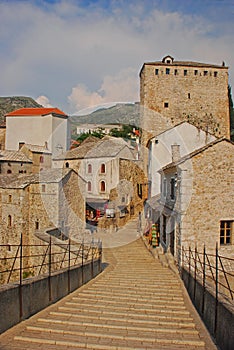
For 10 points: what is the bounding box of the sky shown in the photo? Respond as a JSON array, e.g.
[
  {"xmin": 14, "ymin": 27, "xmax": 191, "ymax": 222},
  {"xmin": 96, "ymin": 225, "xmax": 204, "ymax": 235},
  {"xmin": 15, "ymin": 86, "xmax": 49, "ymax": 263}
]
[{"xmin": 0, "ymin": 0, "xmax": 233, "ymax": 115}]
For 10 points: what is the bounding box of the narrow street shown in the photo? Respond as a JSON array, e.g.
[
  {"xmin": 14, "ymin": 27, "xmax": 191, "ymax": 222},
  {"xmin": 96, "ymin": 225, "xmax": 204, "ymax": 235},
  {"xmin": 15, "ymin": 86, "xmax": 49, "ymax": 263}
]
[{"xmin": 0, "ymin": 220, "xmax": 218, "ymax": 350}]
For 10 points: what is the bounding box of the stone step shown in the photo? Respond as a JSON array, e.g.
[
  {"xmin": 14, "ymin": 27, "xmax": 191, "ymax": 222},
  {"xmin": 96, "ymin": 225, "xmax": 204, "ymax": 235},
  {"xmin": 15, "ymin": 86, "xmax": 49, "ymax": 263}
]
[
  {"xmin": 37, "ymin": 317, "xmax": 199, "ymax": 335},
  {"xmin": 14, "ymin": 326, "xmax": 206, "ymax": 349},
  {"xmin": 49, "ymin": 311, "xmax": 196, "ymax": 329},
  {"xmin": 84, "ymin": 287, "xmax": 184, "ymax": 297},
  {"xmin": 58, "ymin": 305, "xmax": 193, "ymax": 321},
  {"xmin": 15, "ymin": 329, "xmax": 205, "ymax": 350},
  {"xmin": 65, "ymin": 301, "xmax": 189, "ymax": 313},
  {"xmin": 78, "ymin": 290, "xmax": 184, "ymax": 301},
  {"xmin": 71, "ymin": 295, "xmax": 185, "ymax": 306}
]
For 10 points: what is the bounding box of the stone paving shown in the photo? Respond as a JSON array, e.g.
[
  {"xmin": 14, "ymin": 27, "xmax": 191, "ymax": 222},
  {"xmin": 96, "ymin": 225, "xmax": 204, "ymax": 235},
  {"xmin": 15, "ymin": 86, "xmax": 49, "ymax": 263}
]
[{"xmin": 0, "ymin": 219, "xmax": 218, "ymax": 350}]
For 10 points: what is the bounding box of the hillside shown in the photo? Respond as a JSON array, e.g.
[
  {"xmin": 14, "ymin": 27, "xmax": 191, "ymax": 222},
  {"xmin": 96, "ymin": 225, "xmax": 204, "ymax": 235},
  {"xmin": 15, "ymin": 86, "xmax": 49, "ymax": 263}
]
[
  {"xmin": 69, "ymin": 102, "xmax": 140, "ymax": 127},
  {"xmin": 0, "ymin": 96, "xmax": 42, "ymax": 122}
]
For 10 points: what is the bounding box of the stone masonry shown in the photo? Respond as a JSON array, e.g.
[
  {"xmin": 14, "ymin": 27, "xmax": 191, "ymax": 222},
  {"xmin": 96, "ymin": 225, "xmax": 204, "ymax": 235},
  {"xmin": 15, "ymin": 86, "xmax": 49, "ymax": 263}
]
[{"xmin": 140, "ymin": 55, "xmax": 230, "ymax": 152}]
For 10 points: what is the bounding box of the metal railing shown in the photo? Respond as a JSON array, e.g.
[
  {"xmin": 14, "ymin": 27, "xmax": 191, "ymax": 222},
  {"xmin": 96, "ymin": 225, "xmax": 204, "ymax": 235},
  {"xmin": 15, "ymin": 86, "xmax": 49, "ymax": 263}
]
[
  {"xmin": 0, "ymin": 234, "xmax": 102, "ymax": 286},
  {"xmin": 181, "ymin": 244, "xmax": 234, "ymax": 332}
]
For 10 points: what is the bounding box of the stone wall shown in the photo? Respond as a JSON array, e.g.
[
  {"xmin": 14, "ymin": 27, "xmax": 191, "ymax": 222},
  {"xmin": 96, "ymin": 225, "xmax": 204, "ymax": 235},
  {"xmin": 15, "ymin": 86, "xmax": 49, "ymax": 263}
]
[
  {"xmin": 140, "ymin": 60, "xmax": 230, "ymax": 148},
  {"xmin": 181, "ymin": 140, "xmax": 234, "ymax": 258},
  {"xmin": 0, "ymin": 170, "xmax": 86, "ymax": 283}
]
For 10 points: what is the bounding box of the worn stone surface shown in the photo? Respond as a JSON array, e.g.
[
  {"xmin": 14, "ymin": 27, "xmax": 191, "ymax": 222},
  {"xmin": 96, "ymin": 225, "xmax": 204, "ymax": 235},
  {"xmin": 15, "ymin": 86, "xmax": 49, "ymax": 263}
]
[
  {"xmin": 0, "ymin": 228, "xmax": 218, "ymax": 349},
  {"xmin": 140, "ymin": 57, "xmax": 230, "ymax": 143}
]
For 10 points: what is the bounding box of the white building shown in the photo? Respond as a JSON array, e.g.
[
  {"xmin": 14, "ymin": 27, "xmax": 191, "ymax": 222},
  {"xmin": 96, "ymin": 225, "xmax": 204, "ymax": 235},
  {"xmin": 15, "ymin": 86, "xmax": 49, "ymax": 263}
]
[
  {"xmin": 147, "ymin": 122, "xmax": 216, "ymax": 197},
  {"xmin": 76, "ymin": 123, "xmax": 122, "ymax": 136},
  {"xmin": 5, "ymin": 108, "xmax": 70, "ymax": 157}
]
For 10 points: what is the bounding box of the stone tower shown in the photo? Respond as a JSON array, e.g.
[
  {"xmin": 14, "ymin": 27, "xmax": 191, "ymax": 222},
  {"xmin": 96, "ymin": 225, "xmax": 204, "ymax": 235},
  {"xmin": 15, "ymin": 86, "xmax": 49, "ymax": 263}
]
[{"xmin": 140, "ymin": 55, "xmax": 230, "ymax": 149}]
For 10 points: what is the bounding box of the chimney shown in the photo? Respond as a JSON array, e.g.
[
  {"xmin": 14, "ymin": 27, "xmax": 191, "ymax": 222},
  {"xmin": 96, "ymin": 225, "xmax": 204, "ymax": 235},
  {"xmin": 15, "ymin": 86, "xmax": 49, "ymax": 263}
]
[{"xmin": 171, "ymin": 144, "xmax": 180, "ymax": 163}]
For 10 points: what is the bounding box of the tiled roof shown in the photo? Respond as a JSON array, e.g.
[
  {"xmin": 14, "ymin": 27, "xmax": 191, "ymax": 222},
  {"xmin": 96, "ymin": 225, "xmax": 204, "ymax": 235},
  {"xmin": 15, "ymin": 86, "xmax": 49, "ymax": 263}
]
[
  {"xmin": 54, "ymin": 136, "xmax": 100, "ymax": 160},
  {"xmin": 5, "ymin": 108, "xmax": 67, "ymax": 117},
  {"xmin": 22, "ymin": 144, "xmax": 51, "ymax": 154},
  {"xmin": 0, "ymin": 150, "xmax": 32, "ymax": 163},
  {"xmin": 87, "ymin": 137, "xmax": 135, "ymax": 158},
  {"xmin": 0, "ymin": 168, "xmax": 72, "ymax": 189}
]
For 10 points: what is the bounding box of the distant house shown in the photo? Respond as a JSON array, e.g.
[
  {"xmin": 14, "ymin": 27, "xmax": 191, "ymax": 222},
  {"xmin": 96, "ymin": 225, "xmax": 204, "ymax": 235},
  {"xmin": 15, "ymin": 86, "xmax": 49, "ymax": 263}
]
[
  {"xmin": 157, "ymin": 138, "xmax": 234, "ymax": 262},
  {"xmin": 53, "ymin": 136, "xmax": 146, "ymax": 228},
  {"xmin": 147, "ymin": 122, "xmax": 216, "ymax": 198},
  {"xmin": 20, "ymin": 143, "xmax": 52, "ymax": 173},
  {"xmin": 0, "ymin": 168, "xmax": 86, "ymax": 283},
  {"xmin": 76, "ymin": 123, "xmax": 122, "ymax": 136},
  {"xmin": 0, "ymin": 168, "xmax": 86, "ymax": 246},
  {"xmin": 5, "ymin": 108, "xmax": 70, "ymax": 157},
  {"xmin": 0, "ymin": 150, "xmax": 32, "ymax": 174}
]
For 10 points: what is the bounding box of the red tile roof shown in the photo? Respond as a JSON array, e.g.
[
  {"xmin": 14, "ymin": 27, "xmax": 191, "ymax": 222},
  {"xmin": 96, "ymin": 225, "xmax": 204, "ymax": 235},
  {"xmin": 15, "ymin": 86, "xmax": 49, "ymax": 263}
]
[{"xmin": 6, "ymin": 108, "xmax": 67, "ymax": 117}]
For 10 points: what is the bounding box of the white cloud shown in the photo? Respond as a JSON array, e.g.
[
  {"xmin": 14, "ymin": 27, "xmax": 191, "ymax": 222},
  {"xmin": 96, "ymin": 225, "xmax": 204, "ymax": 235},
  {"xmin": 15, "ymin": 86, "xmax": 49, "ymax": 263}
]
[
  {"xmin": 68, "ymin": 68, "xmax": 139, "ymax": 113},
  {"xmin": 0, "ymin": 0, "xmax": 233, "ymax": 114},
  {"xmin": 36, "ymin": 95, "xmax": 53, "ymax": 108}
]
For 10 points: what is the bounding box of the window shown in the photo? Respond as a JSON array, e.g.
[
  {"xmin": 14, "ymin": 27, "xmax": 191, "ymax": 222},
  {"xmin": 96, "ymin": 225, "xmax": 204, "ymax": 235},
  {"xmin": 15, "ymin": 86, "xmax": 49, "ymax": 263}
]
[
  {"xmin": 8, "ymin": 195, "xmax": 12, "ymax": 203},
  {"xmin": 100, "ymin": 163, "xmax": 106, "ymax": 174},
  {"xmin": 170, "ymin": 178, "xmax": 176, "ymax": 200},
  {"xmin": 8, "ymin": 215, "xmax": 12, "ymax": 228},
  {"xmin": 87, "ymin": 181, "xmax": 92, "ymax": 192},
  {"xmin": 40, "ymin": 156, "xmax": 44, "ymax": 163},
  {"xmin": 137, "ymin": 183, "xmax": 142, "ymax": 198},
  {"xmin": 204, "ymin": 71, "xmax": 208, "ymax": 76},
  {"xmin": 163, "ymin": 178, "xmax": 167, "ymax": 197},
  {"xmin": 194, "ymin": 70, "xmax": 198, "ymax": 76},
  {"xmin": 220, "ymin": 221, "xmax": 233, "ymax": 245},
  {"xmin": 164, "ymin": 102, "xmax": 169, "ymax": 108},
  {"xmin": 214, "ymin": 71, "xmax": 218, "ymax": 77},
  {"xmin": 188, "ymin": 93, "xmax": 191, "ymax": 99},
  {"xmin": 155, "ymin": 69, "xmax": 159, "ymax": 75},
  {"xmin": 166, "ymin": 68, "xmax": 170, "ymax": 75},
  {"xmin": 42, "ymin": 184, "xmax": 46, "ymax": 193},
  {"xmin": 100, "ymin": 181, "xmax": 106, "ymax": 192},
  {"xmin": 7, "ymin": 170, "xmax": 12, "ymax": 174},
  {"xmin": 87, "ymin": 164, "xmax": 92, "ymax": 174},
  {"xmin": 162, "ymin": 215, "xmax": 167, "ymax": 244},
  {"xmin": 35, "ymin": 220, "xmax": 39, "ymax": 230},
  {"xmin": 65, "ymin": 162, "xmax": 69, "ymax": 168},
  {"xmin": 174, "ymin": 69, "xmax": 178, "ymax": 75},
  {"xmin": 184, "ymin": 70, "xmax": 187, "ymax": 76}
]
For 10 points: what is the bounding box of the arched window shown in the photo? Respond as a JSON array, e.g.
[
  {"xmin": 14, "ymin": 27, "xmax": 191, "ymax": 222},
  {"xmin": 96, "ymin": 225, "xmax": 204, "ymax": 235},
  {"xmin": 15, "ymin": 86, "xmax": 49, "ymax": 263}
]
[
  {"xmin": 100, "ymin": 181, "xmax": 106, "ymax": 192},
  {"xmin": 65, "ymin": 162, "xmax": 69, "ymax": 168},
  {"xmin": 8, "ymin": 215, "xmax": 12, "ymax": 227},
  {"xmin": 100, "ymin": 163, "xmax": 106, "ymax": 174},
  {"xmin": 87, "ymin": 164, "xmax": 92, "ymax": 174},
  {"xmin": 40, "ymin": 156, "xmax": 44, "ymax": 163},
  {"xmin": 7, "ymin": 169, "xmax": 12, "ymax": 174},
  {"xmin": 87, "ymin": 181, "xmax": 92, "ymax": 192}
]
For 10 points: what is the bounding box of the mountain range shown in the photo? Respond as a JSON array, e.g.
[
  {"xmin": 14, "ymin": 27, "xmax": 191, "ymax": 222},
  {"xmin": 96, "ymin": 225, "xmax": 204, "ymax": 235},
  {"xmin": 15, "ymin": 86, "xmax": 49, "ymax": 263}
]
[
  {"xmin": 0, "ymin": 96, "xmax": 42, "ymax": 122},
  {"xmin": 69, "ymin": 102, "xmax": 140, "ymax": 127}
]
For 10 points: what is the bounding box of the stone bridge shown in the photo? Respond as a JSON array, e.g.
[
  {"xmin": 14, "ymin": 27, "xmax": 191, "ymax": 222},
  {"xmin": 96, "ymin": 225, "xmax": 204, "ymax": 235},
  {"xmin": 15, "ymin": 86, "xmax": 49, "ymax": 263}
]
[{"xmin": 0, "ymin": 220, "xmax": 217, "ymax": 350}]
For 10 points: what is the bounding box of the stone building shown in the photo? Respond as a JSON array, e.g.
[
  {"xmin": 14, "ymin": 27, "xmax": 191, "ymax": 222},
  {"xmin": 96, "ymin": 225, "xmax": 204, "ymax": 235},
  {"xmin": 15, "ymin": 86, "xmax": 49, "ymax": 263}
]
[
  {"xmin": 5, "ymin": 108, "xmax": 70, "ymax": 157},
  {"xmin": 140, "ymin": 55, "xmax": 230, "ymax": 155},
  {"xmin": 53, "ymin": 136, "xmax": 145, "ymax": 229},
  {"xmin": 0, "ymin": 168, "xmax": 86, "ymax": 280},
  {"xmin": 0, "ymin": 123, "xmax": 6, "ymax": 150},
  {"xmin": 157, "ymin": 138, "xmax": 234, "ymax": 263},
  {"xmin": 0, "ymin": 150, "xmax": 32, "ymax": 175},
  {"xmin": 20, "ymin": 143, "xmax": 52, "ymax": 173},
  {"xmin": 0, "ymin": 168, "xmax": 85, "ymax": 245},
  {"xmin": 147, "ymin": 122, "xmax": 216, "ymax": 198}
]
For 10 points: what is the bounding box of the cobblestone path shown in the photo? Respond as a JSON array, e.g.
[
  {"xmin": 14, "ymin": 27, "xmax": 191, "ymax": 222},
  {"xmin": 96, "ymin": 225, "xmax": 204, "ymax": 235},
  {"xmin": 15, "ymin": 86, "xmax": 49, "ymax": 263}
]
[{"xmin": 0, "ymin": 236, "xmax": 217, "ymax": 349}]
